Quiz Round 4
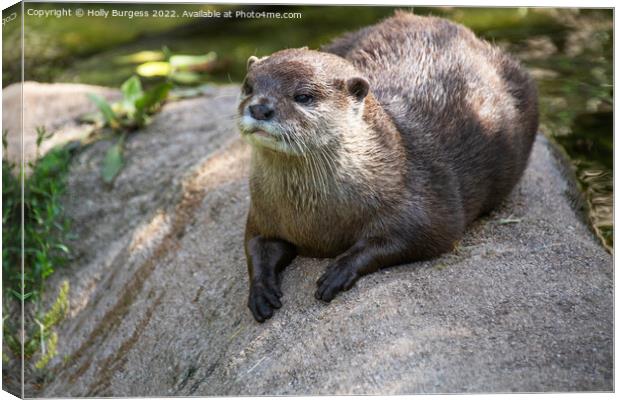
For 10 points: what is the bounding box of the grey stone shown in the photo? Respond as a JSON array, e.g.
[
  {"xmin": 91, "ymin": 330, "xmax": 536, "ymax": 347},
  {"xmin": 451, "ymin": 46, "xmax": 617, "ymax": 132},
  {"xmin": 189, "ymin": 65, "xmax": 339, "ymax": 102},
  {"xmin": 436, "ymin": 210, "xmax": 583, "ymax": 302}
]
[{"xmin": 19, "ymin": 83, "xmax": 611, "ymax": 396}]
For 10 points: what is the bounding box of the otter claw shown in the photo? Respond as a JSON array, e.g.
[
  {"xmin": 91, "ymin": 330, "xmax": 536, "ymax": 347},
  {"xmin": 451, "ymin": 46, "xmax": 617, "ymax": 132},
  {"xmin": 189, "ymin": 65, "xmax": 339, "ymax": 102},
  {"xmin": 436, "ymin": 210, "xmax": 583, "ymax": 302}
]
[
  {"xmin": 315, "ymin": 266, "xmax": 359, "ymax": 302},
  {"xmin": 248, "ymin": 281, "xmax": 282, "ymax": 322}
]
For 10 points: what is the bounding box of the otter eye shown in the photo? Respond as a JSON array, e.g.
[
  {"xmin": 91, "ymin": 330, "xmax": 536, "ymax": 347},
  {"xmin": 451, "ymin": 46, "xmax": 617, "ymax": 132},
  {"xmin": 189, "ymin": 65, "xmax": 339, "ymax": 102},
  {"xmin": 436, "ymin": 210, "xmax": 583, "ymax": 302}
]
[
  {"xmin": 294, "ymin": 94, "xmax": 313, "ymax": 104},
  {"xmin": 242, "ymin": 81, "xmax": 253, "ymax": 96}
]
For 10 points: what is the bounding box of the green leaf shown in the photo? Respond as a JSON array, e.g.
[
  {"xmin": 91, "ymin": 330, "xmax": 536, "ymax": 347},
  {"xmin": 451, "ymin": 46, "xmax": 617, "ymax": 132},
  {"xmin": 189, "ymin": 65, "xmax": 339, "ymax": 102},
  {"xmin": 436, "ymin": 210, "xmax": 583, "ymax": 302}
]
[
  {"xmin": 169, "ymin": 52, "xmax": 216, "ymax": 69},
  {"xmin": 116, "ymin": 50, "xmax": 164, "ymax": 64},
  {"xmin": 41, "ymin": 265, "xmax": 54, "ymax": 279},
  {"xmin": 4, "ymin": 333, "xmax": 21, "ymax": 355},
  {"xmin": 121, "ymin": 75, "xmax": 143, "ymax": 102},
  {"xmin": 24, "ymin": 337, "xmax": 39, "ymax": 357},
  {"xmin": 10, "ymin": 289, "xmax": 33, "ymax": 301},
  {"xmin": 170, "ymin": 71, "xmax": 202, "ymax": 85},
  {"xmin": 87, "ymin": 93, "xmax": 118, "ymax": 128},
  {"xmin": 52, "ymin": 244, "xmax": 70, "ymax": 254},
  {"xmin": 35, "ymin": 126, "xmax": 52, "ymax": 148},
  {"xmin": 135, "ymin": 81, "xmax": 172, "ymax": 118},
  {"xmin": 136, "ymin": 61, "xmax": 172, "ymax": 78},
  {"xmin": 101, "ymin": 136, "xmax": 126, "ymax": 184},
  {"xmin": 162, "ymin": 45, "xmax": 172, "ymax": 61},
  {"xmin": 120, "ymin": 75, "xmax": 143, "ymax": 115}
]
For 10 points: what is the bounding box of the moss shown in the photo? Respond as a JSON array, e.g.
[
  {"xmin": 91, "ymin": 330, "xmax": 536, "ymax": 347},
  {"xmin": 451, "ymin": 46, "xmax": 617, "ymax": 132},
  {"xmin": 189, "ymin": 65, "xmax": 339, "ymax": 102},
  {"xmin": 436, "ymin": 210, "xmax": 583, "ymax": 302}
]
[
  {"xmin": 42, "ymin": 280, "xmax": 70, "ymax": 329},
  {"xmin": 34, "ymin": 331, "xmax": 58, "ymax": 370}
]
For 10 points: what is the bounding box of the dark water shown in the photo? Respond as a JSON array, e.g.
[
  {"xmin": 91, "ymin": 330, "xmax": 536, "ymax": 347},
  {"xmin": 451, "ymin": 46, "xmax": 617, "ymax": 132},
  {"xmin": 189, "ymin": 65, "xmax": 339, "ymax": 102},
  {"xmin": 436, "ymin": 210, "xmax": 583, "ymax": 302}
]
[{"xmin": 2, "ymin": 4, "xmax": 613, "ymax": 249}]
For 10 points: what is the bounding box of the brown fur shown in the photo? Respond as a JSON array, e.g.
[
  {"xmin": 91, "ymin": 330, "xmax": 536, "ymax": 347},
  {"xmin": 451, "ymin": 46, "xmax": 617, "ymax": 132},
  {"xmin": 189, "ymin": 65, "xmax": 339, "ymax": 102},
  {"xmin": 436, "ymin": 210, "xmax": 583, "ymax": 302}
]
[{"xmin": 237, "ymin": 11, "xmax": 539, "ymax": 322}]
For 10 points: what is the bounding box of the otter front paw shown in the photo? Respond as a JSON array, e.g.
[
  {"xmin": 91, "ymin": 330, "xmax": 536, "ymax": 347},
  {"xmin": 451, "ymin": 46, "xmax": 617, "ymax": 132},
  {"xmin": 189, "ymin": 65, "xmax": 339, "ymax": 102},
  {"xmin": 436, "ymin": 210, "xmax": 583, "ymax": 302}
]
[
  {"xmin": 315, "ymin": 264, "xmax": 359, "ymax": 302},
  {"xmin": 248, "ymin": 279, "xmax": 282, "ymax": 322}
]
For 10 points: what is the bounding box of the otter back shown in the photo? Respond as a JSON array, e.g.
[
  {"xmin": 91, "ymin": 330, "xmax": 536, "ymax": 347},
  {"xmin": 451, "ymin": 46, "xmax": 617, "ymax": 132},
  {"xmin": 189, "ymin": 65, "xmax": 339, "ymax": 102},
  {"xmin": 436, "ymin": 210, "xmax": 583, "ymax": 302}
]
[{"xmin": 323, "ymin": 11, "xmax": 539, "ymax": 223}]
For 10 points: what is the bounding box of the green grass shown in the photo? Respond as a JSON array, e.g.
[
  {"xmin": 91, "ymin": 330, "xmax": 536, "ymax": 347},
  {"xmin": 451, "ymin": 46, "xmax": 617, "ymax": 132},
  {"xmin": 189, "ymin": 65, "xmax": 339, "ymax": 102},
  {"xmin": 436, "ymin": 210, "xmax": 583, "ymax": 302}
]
[{"xmin": 2, "ymin": 128, "xmax": 73, "ymax": 370}]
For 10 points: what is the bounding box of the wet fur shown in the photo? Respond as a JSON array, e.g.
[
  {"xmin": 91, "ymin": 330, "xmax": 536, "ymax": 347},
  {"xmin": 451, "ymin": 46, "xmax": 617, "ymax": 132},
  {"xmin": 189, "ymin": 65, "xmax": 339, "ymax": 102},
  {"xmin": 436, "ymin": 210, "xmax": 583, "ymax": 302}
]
[{"xmin": 239, "ymin": 12, "xmax": 538, "ymax": 321}]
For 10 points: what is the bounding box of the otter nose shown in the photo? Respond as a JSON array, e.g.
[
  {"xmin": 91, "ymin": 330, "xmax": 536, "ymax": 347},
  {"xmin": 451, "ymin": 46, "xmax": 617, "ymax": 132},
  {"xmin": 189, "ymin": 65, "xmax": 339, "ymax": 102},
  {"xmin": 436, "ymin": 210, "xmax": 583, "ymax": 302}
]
[{"xmin": 249, "ymin": 104, "xmax": 274, "ymax": 121}]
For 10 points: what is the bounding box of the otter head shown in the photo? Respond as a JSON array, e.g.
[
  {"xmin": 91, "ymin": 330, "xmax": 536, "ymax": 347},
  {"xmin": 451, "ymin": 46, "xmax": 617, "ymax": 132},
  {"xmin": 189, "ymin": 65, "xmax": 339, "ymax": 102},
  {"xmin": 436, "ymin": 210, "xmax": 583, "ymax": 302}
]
[{"xmin": 237, "ymin": 48, "xmax": 370, "ymax": 155}]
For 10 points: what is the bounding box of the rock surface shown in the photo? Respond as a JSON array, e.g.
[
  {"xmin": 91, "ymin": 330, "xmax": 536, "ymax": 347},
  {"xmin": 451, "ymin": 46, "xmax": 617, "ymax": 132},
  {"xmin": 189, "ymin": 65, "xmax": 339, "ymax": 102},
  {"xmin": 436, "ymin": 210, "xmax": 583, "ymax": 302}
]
[
  {"xmin": 11, "ymin": 83, "xmax": 611, "ymax": 396},
  {"xmin": 2, "ymin": 81, "xmax": 120, "ymax": 166}
]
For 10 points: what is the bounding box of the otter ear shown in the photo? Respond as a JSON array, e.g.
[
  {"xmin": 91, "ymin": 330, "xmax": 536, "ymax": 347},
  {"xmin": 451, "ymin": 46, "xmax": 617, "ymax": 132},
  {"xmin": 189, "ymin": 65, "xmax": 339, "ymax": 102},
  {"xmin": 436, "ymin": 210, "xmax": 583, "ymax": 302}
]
[
  {"xmin": 346, "ymin": 77, "xmax": 369, "ymax": 101},
  {"xmin": 247, "ymin": 56, "xmax": 259, "ymax": 70},
  {"xmin": 247, "ymin": 55, "xmax": 269, "ymax": 70}
]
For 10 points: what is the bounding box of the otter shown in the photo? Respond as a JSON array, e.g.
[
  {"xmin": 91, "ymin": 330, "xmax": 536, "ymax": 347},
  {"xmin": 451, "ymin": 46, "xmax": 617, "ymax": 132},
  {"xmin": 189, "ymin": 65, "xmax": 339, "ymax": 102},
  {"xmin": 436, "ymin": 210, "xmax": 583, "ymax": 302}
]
[{"xmin": 236, "ymin": 11, "xmax": 538, "ymax": 322}]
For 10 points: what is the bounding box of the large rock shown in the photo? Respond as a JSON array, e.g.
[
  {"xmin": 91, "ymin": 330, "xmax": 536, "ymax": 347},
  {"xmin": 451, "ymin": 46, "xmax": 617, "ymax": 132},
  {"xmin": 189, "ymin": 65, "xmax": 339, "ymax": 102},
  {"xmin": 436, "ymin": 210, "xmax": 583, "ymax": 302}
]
[
  {"xmin": 2, "ymin": 82, "xmax": 120, "ymax": 166},
  {"xmin": 19, "ymin": 84, "xmax": 611, "ymax": 396}
]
